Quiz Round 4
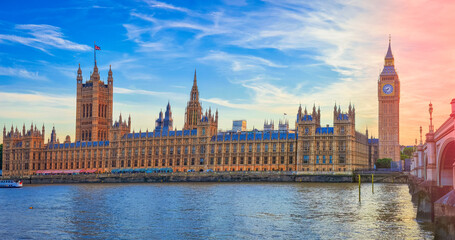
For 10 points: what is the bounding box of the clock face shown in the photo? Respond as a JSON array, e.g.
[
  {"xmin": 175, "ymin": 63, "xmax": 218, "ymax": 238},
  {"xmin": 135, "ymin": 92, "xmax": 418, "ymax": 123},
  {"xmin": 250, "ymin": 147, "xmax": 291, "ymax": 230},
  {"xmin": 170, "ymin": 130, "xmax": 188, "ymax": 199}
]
[{"xmin": 383, "ymin": 84, "xmax": 393, "ymax": 94}]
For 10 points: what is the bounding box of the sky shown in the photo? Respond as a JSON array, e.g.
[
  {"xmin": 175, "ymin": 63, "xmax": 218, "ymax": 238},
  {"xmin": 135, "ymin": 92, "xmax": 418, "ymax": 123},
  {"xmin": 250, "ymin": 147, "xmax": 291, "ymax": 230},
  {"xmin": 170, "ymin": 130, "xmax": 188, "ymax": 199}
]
[{"xmin": 0, "ymin": 0, "xmax": 454, "ymax": 145}]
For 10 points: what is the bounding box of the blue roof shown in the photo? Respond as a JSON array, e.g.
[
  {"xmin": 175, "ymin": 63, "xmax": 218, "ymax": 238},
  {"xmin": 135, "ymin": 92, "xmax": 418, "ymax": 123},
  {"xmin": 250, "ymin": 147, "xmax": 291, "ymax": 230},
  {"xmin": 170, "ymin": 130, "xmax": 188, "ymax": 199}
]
[
  {"xmin": 255, "ymin": 132, "xmax": 262, "ymax": 140},
  {"xmin": 263, "ymin": 132, "xmax": 270, "ymax": 140},
  {"xmin": 59, "ymin": 144, "xmax": 63, "ymax": 148},
  {"xmin": 337, "ymin": 114, "xmax": 349, "ymax": 120},
  {"xmin": 148, "ymin": 132, "xmax": 154, "ymax": 138},
  {"xmin": 381, "ymin": 65, "xmax": 396, "ymax": 76},
  {"xmin": 280, "ymin": 132, "xmax": 287, "ymax": 140},
  {"xmin": 76, "ymin": 141, "xmax": 81, "ymax": 147},
  {"xmin": 184, "ymin": 130, "xmax": 190, "ymax": 136},
  {"xmin": 141, "ymin": 133, "xmax": 147, "ymax": 138},
  {"xmin": 127, "ymin": 133, "xmax": 133, "ymax": 139},
  {"xmin": 288, "ymin": 133, "xmax": 296, "ymax": 140},
  {"xmin": 247, "ymin": 133, "xmax": 254, "ymax": 140},
  {"xmin": 217, "ymin": 134, "xmax": 223, "ymax": 141},
  {"xmin": 301, "ymin": 115, "xmax": 313, "ymax": 121},
  {"xmin": 81, "ymin": 142, "xmax": 86, "ymax": 147},
  {"xmin": 232, "ymin": 134, "xmax": 238, "ymax": 141},
  {"xmin": 316, "ymin": 127, "xmax": 334, "ymax": 134},
  {"xmin": 93, "ymin": 141, "xmax": 98, "ymax": 147},
  {"xmin": 70, "ymin": 143, "xmax": 75, "ymax": 148},
  {"xmin": 87, "ymin": 142, "xmax": 92, "ymax": 147},
  {"xmin": 239, "ymin": 133, "xmax": 246, "ymax": 141},
  {"xmin": 176, "ymin": 130, "xmax": 182, "ymax": 136},
  {"xmin": 224, "ymin": 133, "xmax": 231, "ymax": 141},
  {"xmin": 169, "ymin": 131, "xmax": 175, "ymax": 137},
  {"xmin": 271, "ymin": 132, "xmax": 278, "ymax": 140},
  {"xmin": 368, "ymin": 138, "xmax": 379, "ymax": 144},
  {"xmin": 191, "ymin": 129, "xmax": 197, "ymax": 136}
]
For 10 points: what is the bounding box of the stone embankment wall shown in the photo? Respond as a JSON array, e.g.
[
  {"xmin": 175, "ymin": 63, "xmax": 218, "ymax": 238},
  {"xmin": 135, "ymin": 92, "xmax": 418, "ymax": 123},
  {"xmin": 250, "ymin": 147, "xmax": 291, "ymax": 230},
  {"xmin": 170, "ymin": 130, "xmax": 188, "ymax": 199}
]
[
  {"xmin": 8, "ymin": 172, "xmax": 355, "ymax": 184},
  {"xmin": 0, "ymin": 172, "xmax": 409, "ymax": 185},
  {"xmin": 408, "ymin": 175, "xmax": 455, "ymax": 239}
]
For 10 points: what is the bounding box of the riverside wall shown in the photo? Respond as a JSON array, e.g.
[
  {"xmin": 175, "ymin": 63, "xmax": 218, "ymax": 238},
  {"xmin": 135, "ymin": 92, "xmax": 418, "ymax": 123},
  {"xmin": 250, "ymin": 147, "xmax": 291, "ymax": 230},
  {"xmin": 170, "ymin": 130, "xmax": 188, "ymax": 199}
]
[
  {"xmin": 1, "ymin": 171, "xmax": 407, "ymax": 185},
  {"xmin": 408, "ymin": 175, "xmax": 455, "ymax": 239}
]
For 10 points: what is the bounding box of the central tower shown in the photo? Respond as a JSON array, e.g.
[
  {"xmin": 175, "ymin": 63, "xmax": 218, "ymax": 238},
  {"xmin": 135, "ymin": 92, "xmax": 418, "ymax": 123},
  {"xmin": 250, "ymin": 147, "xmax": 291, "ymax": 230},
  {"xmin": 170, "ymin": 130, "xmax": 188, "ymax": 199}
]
[
  {"xmin": 75, "ymin": 61, "xmax": 113, "ymax": 141},
  {"xmin": 378, "ymin": 37, "xmax": 400, "ymax": 162},
  {"xmin": 184, "ymin": 70, "xmax": 202, "ymax": 130}
]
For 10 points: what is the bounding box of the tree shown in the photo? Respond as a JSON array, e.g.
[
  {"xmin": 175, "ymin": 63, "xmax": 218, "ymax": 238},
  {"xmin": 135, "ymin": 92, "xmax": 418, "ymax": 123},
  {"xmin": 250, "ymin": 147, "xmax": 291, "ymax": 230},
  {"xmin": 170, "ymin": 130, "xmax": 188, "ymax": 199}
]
[
  {"xmin": 402, "ymin": 147, "xmax": 414, "ymax": 159},
  {"xmin": 376, "ymin": 158, "xmax": 392, "ymax": 168}
]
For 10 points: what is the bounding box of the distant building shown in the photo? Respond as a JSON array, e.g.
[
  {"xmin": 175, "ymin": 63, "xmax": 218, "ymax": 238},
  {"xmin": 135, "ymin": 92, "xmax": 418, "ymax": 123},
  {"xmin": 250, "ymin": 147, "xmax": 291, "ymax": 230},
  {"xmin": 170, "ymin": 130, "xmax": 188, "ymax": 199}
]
[
  {"xmin": 264, "ymin": 120, "xmax": 274, "ymax": 131},
  {"xmin": 155, "ymin": 102, "xmax": 173, "ymax": 132},
  {"xmin": 368, "ymin": 138, "xmax": 379, "ymax": 168},
  {"xmin": 232, "ymin": 120, "xmax": 246, "ymax": 132},
  {"xmin": 278, "ymin": 119, "xmax": 289, "ymax": 131}
]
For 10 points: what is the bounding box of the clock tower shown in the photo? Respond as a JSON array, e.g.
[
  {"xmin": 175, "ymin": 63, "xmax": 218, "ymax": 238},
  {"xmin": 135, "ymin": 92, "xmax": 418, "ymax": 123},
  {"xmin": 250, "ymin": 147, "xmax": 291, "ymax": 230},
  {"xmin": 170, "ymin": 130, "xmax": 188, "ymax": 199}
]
[{"xmin": 378, "ymin": 36, "xmax": 400, "ymax": 162}]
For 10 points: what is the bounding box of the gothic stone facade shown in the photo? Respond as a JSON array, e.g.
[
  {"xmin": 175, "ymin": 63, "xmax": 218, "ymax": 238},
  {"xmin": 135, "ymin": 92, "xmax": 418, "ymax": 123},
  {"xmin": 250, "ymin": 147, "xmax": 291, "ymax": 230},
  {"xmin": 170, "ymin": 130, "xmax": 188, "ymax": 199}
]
[
  {"xmin": 378, "ymin": 38, "xmax": 400, "ymax": 161},
  {"xmin": 2, "ymin": 64, "xmax": 369, "ymax": 177}
]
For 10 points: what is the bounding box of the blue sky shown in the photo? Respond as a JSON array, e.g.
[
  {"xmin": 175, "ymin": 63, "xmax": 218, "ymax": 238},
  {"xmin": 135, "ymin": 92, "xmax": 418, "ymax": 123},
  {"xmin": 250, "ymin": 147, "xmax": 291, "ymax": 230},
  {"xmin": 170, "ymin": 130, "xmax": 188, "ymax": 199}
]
[{"xmin": 1, "ymin": 0, "xmax": 454, "ymax": 144}]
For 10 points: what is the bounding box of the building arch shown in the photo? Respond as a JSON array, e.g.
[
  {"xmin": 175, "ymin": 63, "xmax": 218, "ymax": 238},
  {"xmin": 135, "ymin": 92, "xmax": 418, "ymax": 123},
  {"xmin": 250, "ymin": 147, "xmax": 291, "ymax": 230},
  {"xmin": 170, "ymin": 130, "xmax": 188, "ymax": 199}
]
[{"xmin": 437, "ymin": 137, "xmax": 455, "ymax": 186}]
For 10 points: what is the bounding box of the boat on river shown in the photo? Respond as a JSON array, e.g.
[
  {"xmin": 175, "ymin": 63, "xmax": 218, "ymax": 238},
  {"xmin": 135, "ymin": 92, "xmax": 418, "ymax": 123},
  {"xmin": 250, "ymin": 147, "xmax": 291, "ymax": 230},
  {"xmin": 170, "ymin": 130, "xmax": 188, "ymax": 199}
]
[{"xmin": 0, "ymin": 180, "xmax": 23, "ymax": 188}]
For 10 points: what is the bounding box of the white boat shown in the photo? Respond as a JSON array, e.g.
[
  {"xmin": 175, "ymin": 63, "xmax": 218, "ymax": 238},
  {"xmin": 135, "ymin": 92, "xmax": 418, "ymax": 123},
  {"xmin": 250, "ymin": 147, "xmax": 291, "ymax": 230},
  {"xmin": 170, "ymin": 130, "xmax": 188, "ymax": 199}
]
[{"xmin": 0, "ymin": 180, "xmax": 23, "ymax": 188}]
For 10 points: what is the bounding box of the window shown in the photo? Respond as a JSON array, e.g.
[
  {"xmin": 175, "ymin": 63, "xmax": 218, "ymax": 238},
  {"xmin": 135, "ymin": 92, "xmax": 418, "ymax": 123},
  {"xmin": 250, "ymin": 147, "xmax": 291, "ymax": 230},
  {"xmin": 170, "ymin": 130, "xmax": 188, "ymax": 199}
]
[
  {"xmin": 241, "ymin": 144, "xmax": 245, "ymax": 153},
  {"xmin": 272, "ymin": 156, "xmax": 276, "ymax": 164},
  {"xmin": 316, "ymin": 155, "xmax": 320, "ymax": 164},
  {"xmin": 211, "ymin": 146, "xmax": 215, "ymax": 154},
  {"xmin": 281, "ymin": 143, "xmax": 285, "ymax": 152},
  {"xmin": 191, "ymin": 158, "xmax": 195, "ymax": 165},
  {"xmin": 232, "ymin": 157, "xmax": 237, "ymax": 165},
  {"xmin": 240, "ymin": 157, "xmax": 244, "ymax": 164},
  {"xmin": 192, "ymin": 146, "xmax": 195, "ymax": 154},
  {"xmin": 256, "ymin": 157, "xmax": 260, "ymax": 164},
  {"xmin": 323, "ymin": 155, "xmax": 326, "ymax": 164},
  {"xmin": 264, "ymin": 157, "xmax": 268, "ymax": 164},
  {"xmin": 257, "ymin": 144, "xmax": 260, "ymax": 152},
  {"xmin": 273, "ymin": 144, "xmax": 277, "ymax": 152},
  {"xmin": 233, "ymin": 145, "xmax": 237, "ymax": 153},
  {"xmin": 185, "ymin": 146, "xmax": 188, "ymax": 154},
  {"xmin": 249, "ymin": 144, "xmax": 252, "ymax": 153},
  {"xmin": 290, "ymin": 143, "xmax": 293, "ymax": 152},
  {"xmin": 224, "ymin": 157, "xmax": 229, "ymax": 165},
  {"xmin": 200, "ymin": 158, "xmax": 204, "ymax": 165},
  {"xmin": 265, "ymin": 144, "xmax": 269, "ymax": 152},
  {"xmin": 329, "ymin": 155, "xmax": 333, "ymax": 164},
  {"xmin": 210, "ymin": 158, "xmax": 214, "ymax": 165},
  {"xmin": 217, "ymin": 157, "xmax": 222, "ymax": 165},
  {"xmin": 289, "ymin": 156, "xmax": 293, "ymax": 164},
  {"xmin": 339, "ymin": 154, "xmax": 346, "ymax": 164}
]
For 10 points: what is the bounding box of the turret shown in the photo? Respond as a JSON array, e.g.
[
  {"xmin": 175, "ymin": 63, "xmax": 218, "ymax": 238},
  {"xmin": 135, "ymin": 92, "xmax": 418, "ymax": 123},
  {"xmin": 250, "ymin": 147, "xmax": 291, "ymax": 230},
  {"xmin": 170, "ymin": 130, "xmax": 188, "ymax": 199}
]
[
  {"xmin": 3, "ymin": 125, "xmax": 5, "ymax": 137},
  {"xmin": 22, "ymin": 124, "xmax": 26, "ymax": 136},
  {"xmin": 42, "ymin": 124, "xmax": 45, "ymax": 137},
  {"xmin": 108, "ymin": 65, "xmax": 113, "ymax": 85},
  {"xmin": 128, "ymin": 114, "xmax": 131, "ymax": 128},
  {"xmin": 77, "ymin": 63, "xmax": 82, "ymax": 84}
]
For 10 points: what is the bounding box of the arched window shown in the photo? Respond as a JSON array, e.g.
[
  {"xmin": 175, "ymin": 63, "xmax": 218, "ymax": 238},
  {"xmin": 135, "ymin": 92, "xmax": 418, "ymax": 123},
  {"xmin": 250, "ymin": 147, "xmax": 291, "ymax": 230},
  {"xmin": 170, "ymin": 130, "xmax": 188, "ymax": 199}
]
[
  {"xmin": 83, "ymin": 104, "xmax": 86, "ymax": 118},
  {"xmin": 90, "ymin": 104, "xmax": 92, "ymax": 117}
]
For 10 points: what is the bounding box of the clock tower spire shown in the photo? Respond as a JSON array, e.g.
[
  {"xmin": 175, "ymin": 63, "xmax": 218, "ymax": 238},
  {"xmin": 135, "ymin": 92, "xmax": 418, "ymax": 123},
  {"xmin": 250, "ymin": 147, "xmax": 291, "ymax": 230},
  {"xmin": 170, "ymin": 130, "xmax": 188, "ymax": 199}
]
[{"xmin": 378, "ymin": 36, "xmax": 400, "ymax": 163}]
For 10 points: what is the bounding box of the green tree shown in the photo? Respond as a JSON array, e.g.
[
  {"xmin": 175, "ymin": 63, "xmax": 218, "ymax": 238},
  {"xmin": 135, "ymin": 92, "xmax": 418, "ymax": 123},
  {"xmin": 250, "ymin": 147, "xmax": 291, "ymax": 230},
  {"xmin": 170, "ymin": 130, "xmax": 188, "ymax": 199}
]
[
  {"xmin": 402, "ymin": 147, "xmax": 414, "ymax": 158},
  {"xmin": 376, "ymin": 158, "xmax": 392, "ymax": 168}
]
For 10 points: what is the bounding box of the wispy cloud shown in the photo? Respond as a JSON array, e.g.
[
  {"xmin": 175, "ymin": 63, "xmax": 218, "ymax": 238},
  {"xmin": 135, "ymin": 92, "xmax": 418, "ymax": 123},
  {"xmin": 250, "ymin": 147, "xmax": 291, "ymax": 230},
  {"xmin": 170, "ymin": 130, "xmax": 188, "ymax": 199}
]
[
  {"xmin": 0, "ymin": 66, "xmax": 48, "ymax": 81},
  {"xmin": 0, "ymin": 24, "xmax": 90, "ymax": 53},
  {"xmin": 199, "ymin": 51, "xmax": 286, "ymax": 71}
]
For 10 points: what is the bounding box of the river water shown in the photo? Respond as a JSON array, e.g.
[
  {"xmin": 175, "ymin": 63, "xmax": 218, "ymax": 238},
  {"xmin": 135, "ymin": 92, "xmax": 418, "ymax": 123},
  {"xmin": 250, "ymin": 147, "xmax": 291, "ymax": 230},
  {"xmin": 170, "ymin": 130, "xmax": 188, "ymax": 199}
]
[{"xmin": 0, "ymin": 183, "xmax": 433, "ymax": 239}]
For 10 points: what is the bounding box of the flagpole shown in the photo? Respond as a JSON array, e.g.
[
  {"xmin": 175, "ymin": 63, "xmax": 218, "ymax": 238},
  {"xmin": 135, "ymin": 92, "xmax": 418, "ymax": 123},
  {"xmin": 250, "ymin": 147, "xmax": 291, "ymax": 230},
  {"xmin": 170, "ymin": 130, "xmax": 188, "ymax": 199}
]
[{"xmin": 94, "ymin": 41, "xmax": 96, "ymax": 65}]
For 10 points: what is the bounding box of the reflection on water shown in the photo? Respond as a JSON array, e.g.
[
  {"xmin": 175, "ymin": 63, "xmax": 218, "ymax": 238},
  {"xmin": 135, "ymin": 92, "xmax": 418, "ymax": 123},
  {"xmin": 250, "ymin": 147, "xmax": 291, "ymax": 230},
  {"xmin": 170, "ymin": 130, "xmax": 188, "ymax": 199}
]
[{"xmin": 0, "ymin": 183, "xmax": 433, "ymax": 239}]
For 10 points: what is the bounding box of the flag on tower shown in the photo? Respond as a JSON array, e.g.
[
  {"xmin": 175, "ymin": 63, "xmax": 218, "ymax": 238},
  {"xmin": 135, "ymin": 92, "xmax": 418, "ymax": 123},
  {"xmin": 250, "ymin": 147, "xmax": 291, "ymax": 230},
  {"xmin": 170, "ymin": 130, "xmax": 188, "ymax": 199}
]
[{"xmin": 95, "ymin": 45, "xmax": 101, "ymax": 50}]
